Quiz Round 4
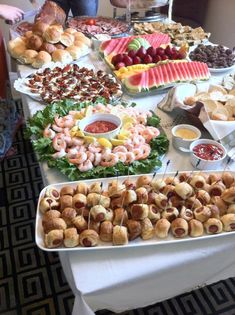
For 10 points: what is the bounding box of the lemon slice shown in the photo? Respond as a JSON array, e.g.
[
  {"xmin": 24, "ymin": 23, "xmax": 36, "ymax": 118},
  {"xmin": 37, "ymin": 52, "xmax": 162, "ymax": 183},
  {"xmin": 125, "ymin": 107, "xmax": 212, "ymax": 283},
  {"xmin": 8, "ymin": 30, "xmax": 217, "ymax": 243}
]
[
  {"xmin": 117, "ymin": 134, "xmax": 129, "ymax": 140},
  {"xmin": 110, "ymin": 138, "xmax": 126, "ymax": 146},
  {"xmin": 98, "ymin": 138, "xmax": 112, "ymax": 149},
  {"xmin": 121, "ymin": 115, "xmax": 136, "ymax": 125},
  {"xmin": 74, "ymin": 112, "xmax": 84, "ymax": 119},
  {"xmin": 122, "ymin": 122, "xmax": 133, "ymax": 130},
  {"xmin": 75, "ymin": 130, "xmax": 85, "ymax": 137},
  {"xmin": 84, "ymin": 135, "xmax": 96, "ymax": 143}
]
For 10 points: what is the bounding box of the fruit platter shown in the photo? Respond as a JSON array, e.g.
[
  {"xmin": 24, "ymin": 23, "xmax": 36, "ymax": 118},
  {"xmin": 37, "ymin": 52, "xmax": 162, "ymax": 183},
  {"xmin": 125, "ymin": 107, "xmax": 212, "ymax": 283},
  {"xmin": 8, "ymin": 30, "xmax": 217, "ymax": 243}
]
[
  {"xmin": 36, "ymin": 170, "xmax": 235, "ymax": 251},
  {"xmin": 26, "ymin": 99, "xmax": 169, "ymax": 181},
  {"xmin": 100, "ymin": 33, "xmax": 211, "ymax": 95}
]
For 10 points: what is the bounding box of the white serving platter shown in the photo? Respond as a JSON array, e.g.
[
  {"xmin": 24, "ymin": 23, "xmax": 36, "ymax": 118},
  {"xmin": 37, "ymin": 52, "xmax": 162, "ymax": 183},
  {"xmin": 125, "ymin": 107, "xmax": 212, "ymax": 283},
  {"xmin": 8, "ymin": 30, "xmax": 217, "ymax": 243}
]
[{"xmin": 36, "ymin": 170, "xmax": 235, "ymax": 252}]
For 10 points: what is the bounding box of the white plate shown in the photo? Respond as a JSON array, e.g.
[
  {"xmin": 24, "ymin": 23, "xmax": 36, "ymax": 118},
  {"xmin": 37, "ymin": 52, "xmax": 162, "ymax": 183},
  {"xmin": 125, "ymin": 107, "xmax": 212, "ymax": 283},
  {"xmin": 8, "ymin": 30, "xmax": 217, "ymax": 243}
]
[
  {"xmin": 209, "ymin": 64, "xmax": 235, "ymax": 74},
  {"xmin": 36, "ymin": 170, "xmax": 235, "ymax": 252}
]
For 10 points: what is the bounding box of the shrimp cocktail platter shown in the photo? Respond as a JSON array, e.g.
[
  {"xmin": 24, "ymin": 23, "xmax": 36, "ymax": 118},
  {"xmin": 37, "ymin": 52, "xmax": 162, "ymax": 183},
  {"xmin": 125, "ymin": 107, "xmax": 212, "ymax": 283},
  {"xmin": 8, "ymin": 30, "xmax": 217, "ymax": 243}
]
[{"xmin": 26, "ymin": 98, "xmax": 169, "ymax": 181}]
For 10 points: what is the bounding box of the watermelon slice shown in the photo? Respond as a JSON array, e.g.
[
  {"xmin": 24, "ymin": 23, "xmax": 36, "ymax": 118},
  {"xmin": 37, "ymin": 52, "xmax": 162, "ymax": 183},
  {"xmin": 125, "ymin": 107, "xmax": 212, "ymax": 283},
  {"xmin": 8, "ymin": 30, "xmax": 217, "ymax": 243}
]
[
  {"xmin": 123, "ymin": 61, "xmax": 210, "ymax": 93},
  {"xmin": 99, "ymin": 32, "xmax": 170, "ymax": 56}
]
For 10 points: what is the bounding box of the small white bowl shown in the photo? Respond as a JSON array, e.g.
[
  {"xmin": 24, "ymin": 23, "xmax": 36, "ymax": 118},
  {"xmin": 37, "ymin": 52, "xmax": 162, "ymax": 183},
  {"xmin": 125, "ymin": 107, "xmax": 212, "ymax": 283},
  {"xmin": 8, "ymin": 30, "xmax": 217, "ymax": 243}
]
[
  {"xmin": 171, "ymin": 124, "xmax": 201, "ymax": 150},
  {"xmin": 92, "ymin": 34, "xmax": 111, "ymax": 50},
  {"xmin": 79, "ymin": 113, "xmax": 122, "ymax": 140},
  {"xmin": 189, "ymin": 139, "xmax": 227, "ymax": 170}
]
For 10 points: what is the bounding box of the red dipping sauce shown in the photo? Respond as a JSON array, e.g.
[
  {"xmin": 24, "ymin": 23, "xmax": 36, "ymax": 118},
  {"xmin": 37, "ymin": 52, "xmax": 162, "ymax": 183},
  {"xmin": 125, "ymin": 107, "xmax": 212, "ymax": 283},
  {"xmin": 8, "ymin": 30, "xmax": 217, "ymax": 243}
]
[
  {"xmin": 193, "ymin": 143, "xmax": 224, "ymax": 161},
  {"xmin": 85, "ymin": 120, "xmax": 117, "ymax": 134}
]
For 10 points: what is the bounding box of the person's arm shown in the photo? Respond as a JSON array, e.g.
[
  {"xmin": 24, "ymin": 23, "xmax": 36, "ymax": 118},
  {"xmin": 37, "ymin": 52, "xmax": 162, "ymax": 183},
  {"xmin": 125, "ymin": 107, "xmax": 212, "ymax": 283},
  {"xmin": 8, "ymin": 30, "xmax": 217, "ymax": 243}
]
[{"xmin": 0, "ymin": 4, "xmax": 24, "ymax": 23}]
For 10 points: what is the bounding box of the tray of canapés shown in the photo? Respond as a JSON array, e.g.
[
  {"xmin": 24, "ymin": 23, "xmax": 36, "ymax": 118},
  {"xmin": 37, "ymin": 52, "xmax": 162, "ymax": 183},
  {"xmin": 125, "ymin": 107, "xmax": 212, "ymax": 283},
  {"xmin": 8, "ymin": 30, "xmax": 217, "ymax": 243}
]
[{"xmin": 36, "ymin": 170, "xmax": 235, "ymax": 251}]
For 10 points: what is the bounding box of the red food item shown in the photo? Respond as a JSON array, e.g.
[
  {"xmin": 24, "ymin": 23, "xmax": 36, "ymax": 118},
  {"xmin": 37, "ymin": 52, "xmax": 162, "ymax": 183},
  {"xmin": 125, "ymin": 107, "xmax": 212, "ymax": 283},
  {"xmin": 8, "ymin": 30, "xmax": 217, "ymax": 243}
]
[
  {"xmin": 85, "ymin": 18, "xmax": 96, "ymax": 25},
  {"xmin": 85, "ymin": 120, "xmax": 117, "ymax": 133},
  {"xmin": 193, "ymin": 143, "xmax": 224, "ymax": 161}
]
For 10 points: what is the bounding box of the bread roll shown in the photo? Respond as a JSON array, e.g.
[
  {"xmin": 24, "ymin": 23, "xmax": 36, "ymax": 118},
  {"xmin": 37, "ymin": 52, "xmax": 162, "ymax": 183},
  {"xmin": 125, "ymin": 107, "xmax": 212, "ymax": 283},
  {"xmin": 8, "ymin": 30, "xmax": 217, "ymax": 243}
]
[
  {"xmin": 76, "ymin": 35, "xmax": 92, "ymax": 47},
  {"xmin": 8, "ymin": 42, "xmax": 26, "ymax": 59},
  {"xmin": 60, "ymin": 32, "xmax": 74, "ymax": 47},
  {"xmin": 24, "ymin": 31, "xmax": 33, "ymax": 39},
  {"xmin": 80, "ymin": 229, "xmax": 99, "ymax": 247},
  {"xmin": 74, "ymin": 31, "xmax": 87, "ymax": 40},
  {"xmin": 55, "ymin": 43, "xmax": 65, "ymax": 50},
  {"xmin": 65, "ymin": 27, "xmax": 77, "ymax": 34},
  {"xmin": 65, "ymin": 45, "xmax": 82, "ymax": 60},
  {"xmin": 27, "ymin": 34, "xmax": 43, "ymax": 51},
  {"xmin": 155, "ymin": 218, "xmax": 170, "ymax": 238},
  {"xmin": 204, "ymin": 218, "xmax": 223, "ymax": 234},
  {"xmin": 52, "ymin": 49, "xmax": 73, "ymax": 63},
  {"xmin": 18, "ymin": 49, "xmax": 38, "ymax": 64},
  {"xmin": 43, "ymin": 25, "xmax": 62, "ymax": 43},
  {"xmin": 45, "ymin": 229, "xmax": 64, "ymax": 248},
  {"xmin": 32, "ymin": 21, "xmax": 49, "ymax": 36},
  {"xmin": 171, "ymin": 218, "xmax": 188, "ymax": 238},
  {"xmin": 64, "ymin": 228, "xmax": 79, "ymax": 247},
  {"xmin": 188, "ymin": 219, "xmax": 204, "ymax": 237},
  {"xmin": 32, "ymin": 51, "xmax": 52, "ymax": 68},
  {"xmin": 40, "ymin": 42, "xmax": 56, "ymax": 54}
]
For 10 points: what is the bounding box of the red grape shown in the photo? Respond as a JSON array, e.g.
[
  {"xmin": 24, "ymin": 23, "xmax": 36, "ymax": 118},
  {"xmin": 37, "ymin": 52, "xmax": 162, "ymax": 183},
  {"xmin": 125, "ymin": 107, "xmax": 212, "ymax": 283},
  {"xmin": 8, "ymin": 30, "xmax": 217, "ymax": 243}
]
[
  {"xmin": 156, "ymin": 47, "xmax": 165, "ymax": 56},
  {"xmin": 115, "ymin": 62, "xmax": 126, "ymax": 70},
  {"xmin": 143, "ymin": 54, "xmax": 153, "ymax": 64},
  {"xmin": 123, "ymin": 55, "xmax": 133, "ymax": 66},
  {"xmin": 152, "ymin": 55, "xmax": 162, "ymax": 63},
  {"xmin": 128, "ymin": 49, "xmax": 136, "ymax": 58},
  {"xmin": 115, "ymin": 53, "xmax": 125, "ymax": 63},
  {"xmin": 146, "ymin": 46, "xmax": 156, "ymax": 57},
  {"xmin": 132, "ymin": 56, "xmax": 141, "ymax": 64},
  {"xmin": 136, "ymin": 46, "xmax": 147, "ymax": 59},
  {"xmin": 161, "ymin": 55, "xmax": 169, "ymax": 60}
]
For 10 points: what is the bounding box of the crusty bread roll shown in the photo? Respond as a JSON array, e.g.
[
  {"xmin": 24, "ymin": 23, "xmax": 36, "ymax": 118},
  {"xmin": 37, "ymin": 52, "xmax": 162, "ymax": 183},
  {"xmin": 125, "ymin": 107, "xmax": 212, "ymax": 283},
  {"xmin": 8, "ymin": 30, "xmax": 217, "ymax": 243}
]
[
  {"xmin": 27, "ymin": 34, "xmax": 43, "ymax": 51},
  {"xmin": 51, "ymin": 49, "xmax": 73, "ymax": 63},
  {"xmin": 43, "ymin": 25, "xmax": 62, "ymax": 43},
  {"xmin": 32, "ymin": 21, "xmax": 49, "ymax": 36},
  {"xmin": 40, "ymin": 42, "xmax": 56, "ymax": 54},
  {"xmin": 60, "ymin": 32, "xmax": 74, "ymax": 47},
  {"xmin": 74, "ymin": 40, "xmax": 89, "ymax": 54},
  {"xmin": 8, "ymin": 38, "xmax": 26, "ymax": 59},
  {"xmin": 32, "ymin": 50, "xmax": 52, "ymax": 68},
  {"xmin": 18, "ymin": 49, "xmax": 38, "ymax": 64},
  {"xmin": 77, "ymin": 35, "xmax": 92, "ymax": 47},
  {"xmin": 65, "ymin": 27, "xmax": 77, "ymax": 35},
  {"xmin": 73, "ymin": 31, "xmax": 87, "ymax": 40},
  {"xmin": 55, "ymin": 43, "xmax": 65, "ymax": 50}
]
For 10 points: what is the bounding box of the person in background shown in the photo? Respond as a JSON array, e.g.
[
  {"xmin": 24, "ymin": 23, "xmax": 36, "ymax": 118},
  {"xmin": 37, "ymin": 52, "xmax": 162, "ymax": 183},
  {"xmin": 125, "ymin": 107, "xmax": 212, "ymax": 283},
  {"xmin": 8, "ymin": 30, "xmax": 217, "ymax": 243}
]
[
  {"xmin": 0, "ymin": 4, "xmax": 24, "ymax": 24},
  {"xmin": 52, "ymin": 0, "xmax": 99, "ymax": 17}
]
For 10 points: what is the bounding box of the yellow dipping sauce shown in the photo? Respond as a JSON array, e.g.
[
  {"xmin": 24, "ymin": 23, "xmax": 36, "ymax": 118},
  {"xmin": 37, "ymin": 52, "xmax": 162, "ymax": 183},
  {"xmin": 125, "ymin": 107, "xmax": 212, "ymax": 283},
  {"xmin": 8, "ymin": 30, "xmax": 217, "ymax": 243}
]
[{"xmin": 175, "ymin": 128, "xmax": 198, "ymax": 140}]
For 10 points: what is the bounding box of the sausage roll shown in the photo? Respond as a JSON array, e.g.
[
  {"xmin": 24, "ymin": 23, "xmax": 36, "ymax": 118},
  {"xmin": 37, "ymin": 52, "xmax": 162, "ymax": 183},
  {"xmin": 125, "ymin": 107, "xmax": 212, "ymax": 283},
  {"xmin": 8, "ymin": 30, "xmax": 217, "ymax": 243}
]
[
  {"xmin": 155, "ymin": 218, "xmax": 171, "ymax": 239},
  {"xmin": 89, "ymin": 220, "xmax": 100, "ymax": 233},
  {"xmin": 87, "ymin": 193, "xmax": 100, "ymax": 207},
  {"xmin": 108, "ymin": 181, "xmax": 125, "ymax": 198},
  {"xmin": 164, "ymin": 176, "xmax": 180, "ymax": 186},
  {"xmin": 61, "ymin": 207, "xmax": 77, "ymax": 226},
  {"xmin": 188, "ymin": 219, "xmax": 204, "ymax": 237},
  {"xmin": 72, "ymin": 193, "xmax": 87, "ymax": 211},
  {"xmin": 194, "ymin": 206, "xmax": 211, "ymax": 222},
  {"xmin": 43, "ymin": 217, "xmax": 67, "ymax": 234},
  {"xmin": 209, "ymin": 181, "xmax": 226, "ymax": 197},
  {"xmin": 148, "ymin": 204, "xmax": 161, "ymax": 221},
  {"xmin": 171, "ymin": 218, "xmax": 188, "ymax": 238},
  {"xmin": 42, "ymin": 210, "xmax": 61, "ymax": 223},
  {"xmin": 64, "ymin": 227, "xmax": 79, "ymax": 247},
  {"xmin": 207, "ymin": 204, "xmax": 220, "ymax": 219},
  {"xmin": 136, "ymin": 175, "xmax": 151, "ymax": 188},
  {"xmin": 227, "ymin": 204, "xmax": 235, "ymax": 214},
  {"xmin": 79, "ymin": 229, "xmax": 99, "ymax": 247},
  {"xmin": 196, "ymin": 190, "xmax": 211, "ymax": 205},
  {"xmin": 60, "ymin": 195, "xmax": 73, "ymax": 211},
  {"xmin": 89, "ymin": 182, "xmax": 102, "ymax": 194},
  {"xmin": 204, "ymin": 218, "xmax": 223, "ymax": 234},
  {"xmin": 221, "ymin": 213, "xmax": 235, "ymax": 231},
  {"xmin": 110, "ymin": 195, "xmax": 124, "ymax": 209},
  {"xmin": 76, "ymin": 206, "xmax": 89, "ymax": 219},
  {"xmin": 39, "ymin": 197, "xmax": 59, "ymax": 214},
  {"xmin": 104, "ymin": 208, "xmax": 114, "ymax": 221},
  {"xmin": 222, "ymin": 172, "xmax": 234, "ymax": 188},
  {"xmin": 141, "ymin": 218, "xmax": 154, "ymax": 240},
  {"xmin": 174, "ymin": 182, "xmax": 193, "ymax": 200},
  {"xmin": 45, "ymin": 229, "xmax": 64, "ymax": 248},
  {"xmin": 184, "ymin": 196, "xmax": 202, "ymax": 210},
  {"xmin": 190, "ymin": 175, "xmax": 206, "ymax": 189},
  {"xmin": 178, "ymin": 172, "xmax": 191, "ymax": 183},
  {"xmin": 60, "ymin": 186, "xmax": 74, "ymax": 196},
  {"xmin": 179, "ymin": 206, "xmax": 194, "ymax": 222},
  {"xmin": 131, "ymin": 204, "xmax": 149, "ymax": 220},
  {"xmin": 112, "ymin": 225, "xmax": 128, "ymax": 245},
  {"xmin": 113, "ymin": 207, "xmax": 128, "ymax": 226},
  {"xmin": 136, "ymin": 187, "xmax": 148, "ymax": 204},
  {"xmin": 123, "ymin": 179, "xmax": 136, "ymax": 190},
  {"xmin": 76, "ymin": 182, "xmax": 89, "ymax": 195},
  {"xmin": 211, "ymin": 196, "xmax": 228, "ymax": 216},
  {"xmin": 98, "ymin": 195, "xmax": 111, "ymax": 208},
  {"xmin": 161, "ymin": 207, "xmax": 179, "ymax": 222},
  {"xmin": 90, "ymin": 205, "xmax": 107, "ymax": 222},
  {"xmin": 161, "ymin": 184, "xmax": 176, "ymax": 199},
  {"xmin": 127, "ymin": 219, "xmax": 141, "ymax": 241},
  {"xmin": 72, "ymin": 215, "xmax": 88, "ymax": 232},
  {"xmin": 147, "ymin": 191, "xmax": 157, "ymax": 204},
  {"xmin": 168, "ymin": 195, "xmax": 184, "ymax": 208},
  {"xmin": 207, "ymin": 173, "xmax": 221, "ymax": 185},
  {"xmin": 154, "ymin": 193, "xmax": 168, "ymax": 209},
  {"xmin": 151, "ymin": 178, "xmax": 166, "ymax": 192},
  {"xmin": 122, "ymin": 190, "xmax": 137, "ymax": 206},
  {"xmin": 221, "ymin": 187, "xmax": 235, "ymax": 204},
  {"xmin": 44, "ymin": 186, "xmax": 60, "ymax": 200},
  {"xmin": 100, "ymin": 221, "xmax": 113, "ymax": 242}
]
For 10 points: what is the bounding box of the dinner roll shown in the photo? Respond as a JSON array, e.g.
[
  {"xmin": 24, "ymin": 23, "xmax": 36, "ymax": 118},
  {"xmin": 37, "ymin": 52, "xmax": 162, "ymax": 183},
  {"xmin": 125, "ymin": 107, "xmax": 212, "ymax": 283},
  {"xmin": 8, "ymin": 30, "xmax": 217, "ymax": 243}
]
[
  {"xmin": 40, "ymin": 42, "xmax": 57, "ymax": 54},
  {"xmin": 24, "ymin": 31, "xmax": 33, "ymax": 39},
  {"xmin": 27, "ymin": 34, "xmax": 43, "ymax": 51},
  {"xmin": 32, "ymin": 51, "xmax": 52, "ymax": 68},
  {"xmin": 52, "ymin": 49, "xmax": 73, "ymax": 63},
  {"xmin": 74, "ymin": 31, "xmax": 86, "ymax": 40},
  {"xmin": 55, "ymin": 43, "xmax": 65, "ymax": 50},
  {"xmin": 64, "ymin": 27, "xmax": 77, "ymax": 35},
  {"xmin": 65, "ymin": 45, "xmax": 82, "ymax": 60},
  {"xmin": 18, "ymin": 49, "xmax": 38, "ymax": 64},
  {"xmin": 74, "ymin": 40, "xmax": 89, "ymax": 54},
  {"xmin": 32, "ymin": 21, "xmax": 49, "ymax": 36},
  {"xmin": 7, "ymin": 37, "xmax": 26, "ymax": 58},
  {"xmin": 60, "ymin": 32, "xmax": 74, "ymax": 47},
  {"xmin": 43, "ymin": 25, "xmax": 62, "ymax": 44},
  {"xmin": 77, "ymin": 35, "xmax": 92, "ymax": 47}
]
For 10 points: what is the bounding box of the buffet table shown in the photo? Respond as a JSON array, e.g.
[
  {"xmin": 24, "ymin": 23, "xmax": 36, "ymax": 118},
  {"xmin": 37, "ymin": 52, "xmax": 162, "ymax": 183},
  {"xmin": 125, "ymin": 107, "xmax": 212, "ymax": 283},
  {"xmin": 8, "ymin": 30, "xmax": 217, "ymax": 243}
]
[{"xmin": 17, "ymin": 52, "xmax": 235, "ymax": 315}]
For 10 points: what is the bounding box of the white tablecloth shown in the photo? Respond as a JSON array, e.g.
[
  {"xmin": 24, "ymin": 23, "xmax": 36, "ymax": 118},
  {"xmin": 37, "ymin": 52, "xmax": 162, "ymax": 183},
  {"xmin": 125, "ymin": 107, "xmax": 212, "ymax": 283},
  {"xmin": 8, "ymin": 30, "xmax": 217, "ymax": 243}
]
[{"xmin": 17, "ymin": 53, "xmax": 235, "ymax": 315}]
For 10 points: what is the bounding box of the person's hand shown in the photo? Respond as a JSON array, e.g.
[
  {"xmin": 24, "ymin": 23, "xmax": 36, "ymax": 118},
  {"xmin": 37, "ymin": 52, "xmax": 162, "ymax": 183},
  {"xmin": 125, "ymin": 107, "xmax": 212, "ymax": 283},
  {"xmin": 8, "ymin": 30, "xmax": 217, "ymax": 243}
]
[{"xmin": 0, "ymin": 4, "xmax": 24, "ymax": 24}]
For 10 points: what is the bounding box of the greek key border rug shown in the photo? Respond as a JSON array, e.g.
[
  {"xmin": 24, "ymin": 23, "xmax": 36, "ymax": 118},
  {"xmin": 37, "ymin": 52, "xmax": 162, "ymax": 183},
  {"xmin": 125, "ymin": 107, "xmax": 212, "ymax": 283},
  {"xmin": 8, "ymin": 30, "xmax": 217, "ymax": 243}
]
[{"xmin": 1, "ymin": 101, "xmax": 235, "ymax": 315}]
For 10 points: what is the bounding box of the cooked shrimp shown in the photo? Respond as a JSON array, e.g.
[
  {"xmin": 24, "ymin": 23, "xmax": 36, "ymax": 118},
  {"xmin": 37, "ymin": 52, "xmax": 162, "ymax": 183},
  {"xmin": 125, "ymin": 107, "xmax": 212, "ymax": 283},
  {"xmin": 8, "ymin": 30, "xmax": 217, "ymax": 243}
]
[
  {"xmin": 52, "ymin": 149, "xmax": 66, "ymax": 159},
  {"xmin": 54, "ymin": 115, "xmax": 75, "ymax": 128},
  {"xmin": 147, "ymin": 126, "xmax": 160, "ymax": 137},
  {"xmin": 115, "ymin": 152, "xmax": 127, "ymax": 163},
  {"xmin": 52, "ymin": 134, "xmax": 67, "ymax": 151},
  {"xmin": 132, "ymin": 148, "xmax": 143, "ymax": 160},
  {"xmin": 142, "ymin": 129, "xmax": 154, "ymax": 143},
  {"xmin": 67, "ymin": 147, "xmax": 79, "ymax": 159},
  {"xmin": 100, "ymin": 153, "xmax": 118, "ymax": 167},
  {"xmin": 69, "ymin": 152, "xmax": 87, "ymax": 165},
  {"xmin": 140, "ymin": 144, "xmax": 151, "ymax": 160},
  {"xmin": 78, "ymin": 160, "xmax": 93, "ymax": 172},
  {"xmin": 43, "ymin": 124, "xmax": 56, "ymax": 139},
  {"xmin": 86, "ymin": 151, "xmax": 95, "ymax": 162},
  {"xmin": 113, "ymin": 146, "xmax": 128, "ymax": 153},
  {"xmin": 94, "ymin": 153, "xmax": 102, "ymax": 166},
  {"xmin": 132, "ymin": 135, "xmax": 146, "ymax": 147},
  {"xmin": 52, "ymin": 124, "xmax": 64, "ymax": 133},
  {"xmin": 71, "ymin": 138, "xmax": 85, "ymax": 146},
  {"xmin": 88, "ymin": 143, "xmax": 102, "ymax": 153},
  {"xmin": 136, "ymin": 114, "xmax": 147, "ymax": 125},
  {"xmin": 124, "ymin": 152, "xmax": 135, "ymax": 165}
]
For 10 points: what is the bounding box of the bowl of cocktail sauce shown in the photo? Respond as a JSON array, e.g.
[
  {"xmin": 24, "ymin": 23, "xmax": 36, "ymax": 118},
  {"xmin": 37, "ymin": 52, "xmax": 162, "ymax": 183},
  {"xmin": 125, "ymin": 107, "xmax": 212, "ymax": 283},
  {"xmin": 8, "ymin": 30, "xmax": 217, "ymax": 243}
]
[{"xmin": 79, "ymin": 113, "xmax": 122, "ymax": 139}]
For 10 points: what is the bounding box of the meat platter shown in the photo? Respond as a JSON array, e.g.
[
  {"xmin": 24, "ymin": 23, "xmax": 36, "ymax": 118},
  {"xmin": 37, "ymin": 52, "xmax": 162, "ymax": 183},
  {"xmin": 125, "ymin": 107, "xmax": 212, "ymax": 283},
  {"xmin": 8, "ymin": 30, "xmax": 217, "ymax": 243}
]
[
  {"xmin": 67, "ymin": 16, "xmax": 130, "ymax": 37},
  {"xmin": 35, "ymin": 171, "xmax": 235, "ymax": 251}
]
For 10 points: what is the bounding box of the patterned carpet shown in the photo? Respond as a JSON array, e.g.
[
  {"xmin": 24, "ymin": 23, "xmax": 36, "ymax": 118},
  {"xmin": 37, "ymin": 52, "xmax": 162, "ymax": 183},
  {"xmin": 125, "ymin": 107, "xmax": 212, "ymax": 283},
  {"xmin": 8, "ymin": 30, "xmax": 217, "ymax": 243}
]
[{"xmin": 1, "ymin": 101, "xmax": 235, "ymax": 315}]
